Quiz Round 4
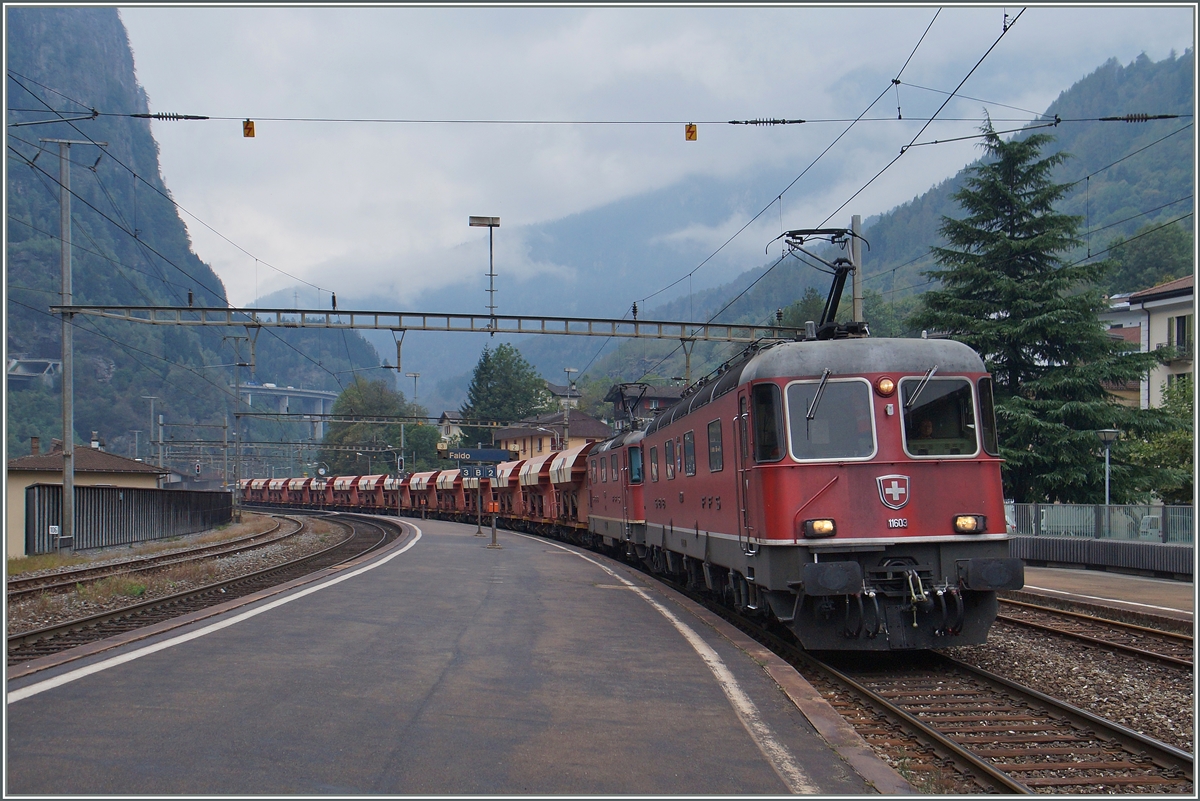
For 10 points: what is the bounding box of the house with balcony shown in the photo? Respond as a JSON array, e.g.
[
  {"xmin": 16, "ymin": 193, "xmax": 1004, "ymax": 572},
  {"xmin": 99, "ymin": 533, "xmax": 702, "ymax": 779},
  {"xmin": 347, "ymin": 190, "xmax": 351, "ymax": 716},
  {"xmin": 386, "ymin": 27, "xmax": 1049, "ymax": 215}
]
[
  {"xmin": 493, "ymin": 410, "xmax": 612, "ymax": 457},
  {"xmin": 603, "ymin": 384, "xmax": 684, "ymax": 430},
  {"xmin": 1130, "ymin": 275, "xmax": 1193, "ymax": 408}
]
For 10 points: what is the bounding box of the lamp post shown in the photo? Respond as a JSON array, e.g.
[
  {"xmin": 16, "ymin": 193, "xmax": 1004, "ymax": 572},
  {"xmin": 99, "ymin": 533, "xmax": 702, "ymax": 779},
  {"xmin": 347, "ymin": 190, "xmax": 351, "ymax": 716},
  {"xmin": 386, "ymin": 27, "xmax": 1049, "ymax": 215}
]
[
  {"xmin": 405, "ymin": 372, "xmax": 420, "ymax": 403},
  {"xmin": 1097, "ymin": 429, "xmax": 1120, "ymax": 506},
  {"xmin": 469, "ymin": 216, "xmax": 501, "ymax": 331}
]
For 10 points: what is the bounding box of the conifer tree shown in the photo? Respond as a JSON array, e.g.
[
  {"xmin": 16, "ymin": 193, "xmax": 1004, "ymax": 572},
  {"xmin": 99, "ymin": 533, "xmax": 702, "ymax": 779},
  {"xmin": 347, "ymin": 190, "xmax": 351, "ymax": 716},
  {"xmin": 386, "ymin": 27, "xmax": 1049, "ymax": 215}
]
[
  {"xmin": 459, "ymin": 344, "xmax": 550, "ymax": 444},
  {"xmin": 910, "ymin": 122, "xmax": 1171, "ymax": 503}
]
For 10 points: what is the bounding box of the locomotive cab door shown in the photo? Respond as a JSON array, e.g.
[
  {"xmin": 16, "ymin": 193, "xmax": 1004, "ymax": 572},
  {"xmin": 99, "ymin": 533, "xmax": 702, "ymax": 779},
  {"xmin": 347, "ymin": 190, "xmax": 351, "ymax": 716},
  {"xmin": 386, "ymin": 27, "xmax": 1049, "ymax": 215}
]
[{"xmin": 735, "ymin": 391, "xmax": 752, "ymax": 549}]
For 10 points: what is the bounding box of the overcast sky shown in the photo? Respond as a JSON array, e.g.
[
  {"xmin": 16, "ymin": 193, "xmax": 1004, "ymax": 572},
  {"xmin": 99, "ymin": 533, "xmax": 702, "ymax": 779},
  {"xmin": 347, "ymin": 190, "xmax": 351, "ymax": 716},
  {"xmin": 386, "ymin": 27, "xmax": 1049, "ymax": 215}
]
[{"xmin": 117, "ymin": 5, "xmax": 1196, "ymax": 310}]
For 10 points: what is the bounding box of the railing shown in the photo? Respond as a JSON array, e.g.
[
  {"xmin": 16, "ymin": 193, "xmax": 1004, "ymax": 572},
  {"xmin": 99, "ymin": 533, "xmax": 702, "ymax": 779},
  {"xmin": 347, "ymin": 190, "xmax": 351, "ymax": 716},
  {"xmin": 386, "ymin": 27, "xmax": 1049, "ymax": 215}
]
[
  {"xmin": 1006, "ymin": 502, "xmax": 1193, "ymax": 544},
  {"xmin": 25, "ymin": 484, "xmax": 233, "ymax": 555}
]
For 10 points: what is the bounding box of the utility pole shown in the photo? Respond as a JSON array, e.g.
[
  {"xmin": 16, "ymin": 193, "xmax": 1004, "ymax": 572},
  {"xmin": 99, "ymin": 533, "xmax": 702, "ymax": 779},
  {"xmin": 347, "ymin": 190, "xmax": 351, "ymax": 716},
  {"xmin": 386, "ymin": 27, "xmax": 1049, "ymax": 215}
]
[
  {"xmin": 851, "ymin": 214, "xmax": 863, "ymax": 323},
  {"xmin": 42, "ymin": 138, "xmax": 106, "ymax": 551},
  {"xmin": 225, "ymin": 336, "xmax": 249, "ymax": 522},
  {"xmin": 158, "ymin": 413, "xmax": 165, "ymax": 470}
]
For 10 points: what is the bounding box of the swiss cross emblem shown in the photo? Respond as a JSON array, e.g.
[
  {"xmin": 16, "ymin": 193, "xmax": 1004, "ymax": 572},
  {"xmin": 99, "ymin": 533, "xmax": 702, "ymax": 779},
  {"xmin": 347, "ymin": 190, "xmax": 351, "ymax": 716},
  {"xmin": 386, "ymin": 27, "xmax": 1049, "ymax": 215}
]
[{"xmin": 876, "ymin": 474, "xmax": 910, "ymax": 510}]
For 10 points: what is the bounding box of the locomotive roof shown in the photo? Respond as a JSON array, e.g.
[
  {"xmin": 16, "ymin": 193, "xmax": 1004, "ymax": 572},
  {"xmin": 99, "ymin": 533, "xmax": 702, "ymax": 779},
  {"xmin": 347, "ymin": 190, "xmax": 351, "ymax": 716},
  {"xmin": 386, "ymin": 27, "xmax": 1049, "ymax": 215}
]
[{"xmin": 646, "ymin": 337, "xmax": 985, "ymax": 436}]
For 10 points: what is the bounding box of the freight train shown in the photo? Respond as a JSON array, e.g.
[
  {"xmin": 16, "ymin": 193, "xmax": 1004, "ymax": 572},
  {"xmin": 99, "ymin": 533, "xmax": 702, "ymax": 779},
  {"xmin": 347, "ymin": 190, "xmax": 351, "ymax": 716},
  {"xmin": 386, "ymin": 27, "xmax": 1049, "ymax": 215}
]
[
  {"xmin": 246, "ymin": 236, "xmax": 1022, "ymax": 650},
  {"xmin": 242, "ymin": 331, "xmax": 1024, "ymax": 652}
]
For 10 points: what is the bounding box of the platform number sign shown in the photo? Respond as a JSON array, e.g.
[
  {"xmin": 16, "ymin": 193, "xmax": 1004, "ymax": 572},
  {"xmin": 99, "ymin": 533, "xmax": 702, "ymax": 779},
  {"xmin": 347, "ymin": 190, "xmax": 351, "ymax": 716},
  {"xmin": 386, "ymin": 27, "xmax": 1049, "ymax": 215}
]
[
  {"xmin": 461, "ymin": 466, "xmax": 496, "ymax": 479},
  {"xmin": 685, "ymin": 123, "xmax": 697, "ymax": 141},
  {"xmin": 243, "ymin": 119, "xmax": 255, "ymax": 138}
]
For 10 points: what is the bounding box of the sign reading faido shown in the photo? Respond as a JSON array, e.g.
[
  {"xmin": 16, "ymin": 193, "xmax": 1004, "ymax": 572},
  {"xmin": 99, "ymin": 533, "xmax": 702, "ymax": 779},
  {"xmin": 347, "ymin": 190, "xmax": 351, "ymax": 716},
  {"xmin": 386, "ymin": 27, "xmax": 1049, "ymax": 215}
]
[{"xmin": 443, "ymin": 448, "xmax": 518, "ymax": 462}]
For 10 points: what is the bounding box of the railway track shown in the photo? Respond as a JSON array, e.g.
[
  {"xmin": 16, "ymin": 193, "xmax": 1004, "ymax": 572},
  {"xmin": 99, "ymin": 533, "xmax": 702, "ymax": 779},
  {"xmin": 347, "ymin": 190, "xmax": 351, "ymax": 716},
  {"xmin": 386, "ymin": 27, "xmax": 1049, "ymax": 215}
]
[
  {"xmin": 806, "ymin": 651, "xmax": 1193, "ymax": 794},
  {"xmin": 649, "ymin": 572, "xmax": 1193, "ymax": 794},
  {"xmin": 7, "ymin": 515, "xmax": 402, "ymax": 668},
  {"xmin": 997, "ymin": 598, "xmax": 1193, "ymax": 669},
  {"xmin": 6, "ymin": 516, "xmax": 306, "ymax": 601}
]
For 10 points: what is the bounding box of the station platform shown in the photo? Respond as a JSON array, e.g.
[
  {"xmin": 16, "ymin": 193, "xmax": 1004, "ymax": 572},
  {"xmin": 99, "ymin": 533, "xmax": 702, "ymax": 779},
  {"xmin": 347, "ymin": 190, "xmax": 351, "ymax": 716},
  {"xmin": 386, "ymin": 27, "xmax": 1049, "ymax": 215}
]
[
  {"xmin": 1013, "ymin": 565, "xmax": 1194, "ymax": 625},
  {"xmin": 6, "ymin": 516, "xmax": 909, "ymax": 795}
]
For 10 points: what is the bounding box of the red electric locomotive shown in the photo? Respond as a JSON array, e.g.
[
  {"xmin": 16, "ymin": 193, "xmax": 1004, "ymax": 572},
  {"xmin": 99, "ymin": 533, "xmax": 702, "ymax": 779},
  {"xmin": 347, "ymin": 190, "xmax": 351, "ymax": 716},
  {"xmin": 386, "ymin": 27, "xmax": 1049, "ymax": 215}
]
[{"xmin": 589, "ymin": 335, "xmax": 1024, "ymax": 651}]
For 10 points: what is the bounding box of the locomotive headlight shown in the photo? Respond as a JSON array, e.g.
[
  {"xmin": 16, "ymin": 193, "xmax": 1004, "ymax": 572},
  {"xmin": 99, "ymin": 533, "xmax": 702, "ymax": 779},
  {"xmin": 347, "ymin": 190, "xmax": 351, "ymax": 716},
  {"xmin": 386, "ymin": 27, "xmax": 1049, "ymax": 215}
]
[
  {"xmin": 803, "ymin": 518, "xmax": 837, "ymax": 538},
  {"xmin": 954, "ymin": 515, "xmax": 987, "ymax": 533},
  {"xmin": 875, "ymin": 377, "xmax": 896, "ymax": 397}
]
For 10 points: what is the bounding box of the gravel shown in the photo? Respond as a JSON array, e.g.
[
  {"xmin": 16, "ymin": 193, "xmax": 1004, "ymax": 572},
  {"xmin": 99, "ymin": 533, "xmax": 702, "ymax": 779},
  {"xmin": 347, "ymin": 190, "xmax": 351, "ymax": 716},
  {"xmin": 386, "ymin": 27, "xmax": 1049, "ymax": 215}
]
[
  {"xmin": 6, "ymin": 514, "xmax": 351, "ymax": 636},
  {"xmin": 945, "ymin": 622, "xmax": 1193, "ymax": 753}
]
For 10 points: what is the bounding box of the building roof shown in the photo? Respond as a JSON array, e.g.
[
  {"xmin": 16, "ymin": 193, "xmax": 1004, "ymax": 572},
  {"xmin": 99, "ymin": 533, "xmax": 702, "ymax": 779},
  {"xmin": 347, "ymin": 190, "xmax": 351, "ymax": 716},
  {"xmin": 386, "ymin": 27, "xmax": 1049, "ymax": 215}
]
[
  {"xmin": 492, "ymin": 409, "xmax": 612, "ymax": 441},
  {"xmin": 438, "ymin": 410, "xmax": 464, "ymax": 423},
  {"xmin": 1107, "ymin": 325, "xmax": 1142, "ymax": 346},
  {"xmin": 603, "ymin": 384, "xmax": 684, "ymax": 404},
  {"xmin": 1129, "ymin": 274, "xmax": 1194, "ymax": 304},
  {"xmin": 544, "ymin": 382, "xmax": 581, "ymax": 399},
  {"xmin": 7, "ymin": 447, "xmax": 168, "ymax": 474}
]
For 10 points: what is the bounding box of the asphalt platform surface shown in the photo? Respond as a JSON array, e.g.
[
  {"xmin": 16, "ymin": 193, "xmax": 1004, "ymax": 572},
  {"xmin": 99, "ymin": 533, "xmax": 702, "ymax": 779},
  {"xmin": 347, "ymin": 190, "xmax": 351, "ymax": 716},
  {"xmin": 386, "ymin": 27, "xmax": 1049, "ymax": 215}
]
[
  {"xmin": 7, "ymin": 516, "xmax": 907, "ymax": 796},
  {"xmin": 1019, "ymin": 565, "xmax": 1194, "ymax": 622}
]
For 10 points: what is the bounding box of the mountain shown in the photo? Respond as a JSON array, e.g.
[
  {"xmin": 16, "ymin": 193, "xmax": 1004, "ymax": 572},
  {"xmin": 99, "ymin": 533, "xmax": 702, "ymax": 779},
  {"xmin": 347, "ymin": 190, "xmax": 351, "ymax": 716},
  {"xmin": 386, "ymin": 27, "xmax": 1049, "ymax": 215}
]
[
  {"xmin": 6, "ymin": 7, "xmax": 389, "ymax": 464},
  {"xmin": 352, "ymin": 51, "xmax": 1193, "ymax": 407}
]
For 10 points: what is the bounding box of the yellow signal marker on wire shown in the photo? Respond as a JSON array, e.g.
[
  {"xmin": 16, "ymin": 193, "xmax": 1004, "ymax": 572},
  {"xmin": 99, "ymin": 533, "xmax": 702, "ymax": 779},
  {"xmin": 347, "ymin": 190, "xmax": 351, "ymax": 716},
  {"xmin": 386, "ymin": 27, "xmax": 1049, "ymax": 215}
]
[
  {"xmin": 243, "ymin": 119, "xmax": 255, "ymax": 138},
  {"xmin": 685, "ymin": 123, "xmax": 697, "ymax": 141}
]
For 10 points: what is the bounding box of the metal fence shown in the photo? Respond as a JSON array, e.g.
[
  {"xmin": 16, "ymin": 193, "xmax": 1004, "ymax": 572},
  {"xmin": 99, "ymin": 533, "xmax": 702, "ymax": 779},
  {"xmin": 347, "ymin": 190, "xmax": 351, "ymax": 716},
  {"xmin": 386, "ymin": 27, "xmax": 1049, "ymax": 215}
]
[
  {"xmin": 25, "ymin": 484, "xmax": 233, "ymax": 555},
  {"xmin": 1006, "ymin": 502, "xmax": 1194, "ymax": 544}
]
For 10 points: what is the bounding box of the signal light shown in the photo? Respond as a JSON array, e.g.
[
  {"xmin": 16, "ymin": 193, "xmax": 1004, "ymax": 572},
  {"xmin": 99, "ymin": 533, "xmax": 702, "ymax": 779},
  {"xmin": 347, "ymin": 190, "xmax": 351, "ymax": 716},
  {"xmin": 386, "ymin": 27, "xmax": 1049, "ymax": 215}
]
[
  {"xmin": 954, "ymin": 515, "xmax": 986, "ymax": 533},
  {"xmin": 875, "ymin": 377, "xmax": 896, "ymax": 397},
  {"xmin": 802, "ymin": 518, "xmax": 837, "ymax": 538}
]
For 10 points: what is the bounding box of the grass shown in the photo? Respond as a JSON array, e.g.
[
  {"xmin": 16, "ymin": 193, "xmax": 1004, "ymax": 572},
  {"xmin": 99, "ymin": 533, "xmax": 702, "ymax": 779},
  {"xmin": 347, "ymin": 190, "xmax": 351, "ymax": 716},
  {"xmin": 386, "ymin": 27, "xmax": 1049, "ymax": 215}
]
[{"xmin": 6, "ymin": 513, "xmax": 276, "ymax": 577}]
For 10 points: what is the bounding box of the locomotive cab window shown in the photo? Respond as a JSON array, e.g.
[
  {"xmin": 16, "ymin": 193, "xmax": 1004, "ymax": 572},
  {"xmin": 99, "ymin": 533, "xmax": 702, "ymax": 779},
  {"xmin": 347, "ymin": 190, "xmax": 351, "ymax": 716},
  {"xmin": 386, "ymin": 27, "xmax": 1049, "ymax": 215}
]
[
  {"xmin": 785, "ymin": 377, "xmax": 875, "ymax": 461},
  {"xmin": 629, "ymin": 446, "xmax": 644, "ymax": 484},
  {"xmin": 752, "ymin": 383, "xmax": 785, "ymax": 462},
  {"xmin": 665, "ymin": 439, "xmax": 675, "ymax": 479},
  {"xmin": 978, "ymin": 377, "xmax": 999, "ymax": 456},
  {"xmin": 610, "ymin": 454, "xmax": 619, "ymax": 483},
  {"xmin": 649, "ymin": 446, "xmax": 659, "ymax": 482},
  {"xmin": 708, "ymin": 420, "xmax": 723, "ymax": 472},
  {"xmin": 683, "ymin": 431, "xmax": 696, "ymax": 476},
  {"xmin": 901, "ymin": 377, "xmax": 979, "ymax": 457}
]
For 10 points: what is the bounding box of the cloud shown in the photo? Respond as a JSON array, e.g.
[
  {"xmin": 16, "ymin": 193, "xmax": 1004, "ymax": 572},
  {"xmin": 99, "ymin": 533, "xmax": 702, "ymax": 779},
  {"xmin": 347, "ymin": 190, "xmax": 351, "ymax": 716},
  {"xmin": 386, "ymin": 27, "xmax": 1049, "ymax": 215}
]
[{"xmin": 118, "ymin": 6, "xmax": 1195, "ymax": 306}]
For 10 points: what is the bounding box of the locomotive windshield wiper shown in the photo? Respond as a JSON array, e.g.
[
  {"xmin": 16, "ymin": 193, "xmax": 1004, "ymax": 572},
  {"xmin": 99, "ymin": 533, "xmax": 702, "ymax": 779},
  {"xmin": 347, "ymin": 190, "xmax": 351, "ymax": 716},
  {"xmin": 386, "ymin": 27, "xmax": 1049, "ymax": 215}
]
[
  {"xmin": 806, "ymin": 368, "xmax": 832, "ymax": 421},
  {"xmin": 905, "ymin": 365, "xmax": 939, "ymax": 410}
]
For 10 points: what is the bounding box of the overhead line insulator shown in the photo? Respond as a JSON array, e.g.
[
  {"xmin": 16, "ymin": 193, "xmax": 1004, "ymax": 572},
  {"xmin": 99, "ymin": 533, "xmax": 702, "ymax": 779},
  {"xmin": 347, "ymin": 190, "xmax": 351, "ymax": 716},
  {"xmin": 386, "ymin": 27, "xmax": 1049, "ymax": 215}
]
[{"xmin": 727, "ymin": 118, "xmax": 806, "ymax": 126}]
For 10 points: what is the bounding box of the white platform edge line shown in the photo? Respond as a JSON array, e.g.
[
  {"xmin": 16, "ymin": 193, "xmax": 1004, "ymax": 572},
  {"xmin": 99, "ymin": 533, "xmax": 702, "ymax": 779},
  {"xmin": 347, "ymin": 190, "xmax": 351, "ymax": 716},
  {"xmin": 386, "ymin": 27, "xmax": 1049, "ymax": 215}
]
[{"xmin": 8, "ymin": 526, "xmax": 423, "ymax": 705}]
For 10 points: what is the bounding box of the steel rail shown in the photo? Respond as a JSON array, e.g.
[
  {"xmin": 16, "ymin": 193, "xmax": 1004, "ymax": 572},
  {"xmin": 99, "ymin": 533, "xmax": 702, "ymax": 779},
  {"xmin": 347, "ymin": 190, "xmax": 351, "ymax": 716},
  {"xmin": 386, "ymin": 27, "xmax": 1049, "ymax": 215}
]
[
  {"xmin": 51, "ymin": 305, "xmax": 806, "ymax": 343},
  {"xmin": 6, "ymin": 516, "xmax": 301, "ymax": 601},
  {"xmin": 7, "ymin": 516, "xmax": 397, "ymax": 665},
  {"xmin": 998, "ymin": 598, "xmax": 1193, "ymax": 669}
]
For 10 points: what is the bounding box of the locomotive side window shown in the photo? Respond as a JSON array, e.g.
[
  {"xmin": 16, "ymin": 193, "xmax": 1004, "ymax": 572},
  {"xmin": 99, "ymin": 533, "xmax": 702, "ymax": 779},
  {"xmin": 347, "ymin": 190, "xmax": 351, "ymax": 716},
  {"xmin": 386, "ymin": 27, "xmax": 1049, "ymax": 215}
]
[
  {"xmin": 978, "ymin": 377, "xmax": 1000, "ymax": 456},
  {"xmin": 600, "ymin": 457, "xmax": 607, "ymax": 483},
  {"xmin": 629, "ymin": 446, "xmax": 644, "ymax": 484},
  {"xmin": 649, "ymin": 446, "xmax": 659, "ymax": 482},
  {"xmin": 610, "ymin": 454, "xmax": 619, "ymax": 483},
  {"xmin": 708, "ymin": 420, "xmax": 723, "ymax": 472},
  {"xmin": 589, "ymin": 459, "xmax": 596, "ymax": 484},
  {"xmin": 786, "ymin": 378, "xmax": 875, "ymax": 460},
  {"xmin": 682, "ymin": 431, "xmax": 696, "ymax": 476},
  {"xmin": 665, "ymin": 439, "xmax": 676, "ymax": 479},
  {"xmin": 901, "ymin": 377, "xmax": 979, "ymax": 457},
  {"xmin": 752, "ymin": 383, "xmax": 785, "ymax": 462}
]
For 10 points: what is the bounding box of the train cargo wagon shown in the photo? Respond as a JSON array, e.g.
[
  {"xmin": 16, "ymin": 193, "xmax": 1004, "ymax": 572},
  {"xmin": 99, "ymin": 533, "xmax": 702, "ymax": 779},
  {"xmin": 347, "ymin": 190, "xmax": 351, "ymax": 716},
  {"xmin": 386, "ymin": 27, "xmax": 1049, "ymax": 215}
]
[
  {"xmin": 356, "ymin": 475, "xmax": 387, "ymax": 509},
  {"xmin": 383, "ymin": 476, "xmax": 402, "ymax": 511},
  {"xmin": 308, "ymin": 477, "xmax": 331, "ymax": 508},
  {"xmin": 518, "ymin": 452, "xmax": 557, "ymax": 523},
  {"xmin": 330, "ymin": 476, "xmax": 360, "ymax": 509},
  {"xmin": 492, "ymin": 460, "xmax": 525, "ymax": 518},
  {"xmin": 407, "ymin": 471, "xmax": 438, "ymax": 514},
  {"xmin": 395, "ymin": 474, "xmax": 415, "ymax": 512},
  {"xmin": 247, "ymin": 478, "xmax": 270, "ymax": 505},
  {"xmin": 266, "ymin": 478, "xmax": 288, "ymax": 505},
  {"xmin": 462, "ymin": 473, "xmax": 494, "ymax": 517},
  {"xmin": 435, "ymin": 469, "xmax": 464, "ymax": 514},
  {"xmin": 550, "ymin": 442, "xmax": 595, "ymax": 526},
  {"xmin": 285, "ymin": 477, "xmax": 311, "ymax": 506}
]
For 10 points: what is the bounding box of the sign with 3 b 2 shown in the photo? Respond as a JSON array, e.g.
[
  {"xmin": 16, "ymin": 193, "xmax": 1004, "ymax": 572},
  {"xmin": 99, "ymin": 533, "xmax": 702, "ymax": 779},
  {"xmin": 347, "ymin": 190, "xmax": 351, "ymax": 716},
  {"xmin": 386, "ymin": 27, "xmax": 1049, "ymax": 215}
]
[{"xmin": 461, "ymin": 466, "xmax": 496, "ymax": 479}]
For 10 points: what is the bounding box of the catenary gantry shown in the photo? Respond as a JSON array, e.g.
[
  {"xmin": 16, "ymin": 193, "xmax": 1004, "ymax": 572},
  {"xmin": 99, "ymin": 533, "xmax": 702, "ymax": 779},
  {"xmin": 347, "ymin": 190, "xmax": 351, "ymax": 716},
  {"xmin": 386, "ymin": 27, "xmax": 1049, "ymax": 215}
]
[{"xmin": 52, "ymin": 305, "xmax": 806, "ymax": 343}]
